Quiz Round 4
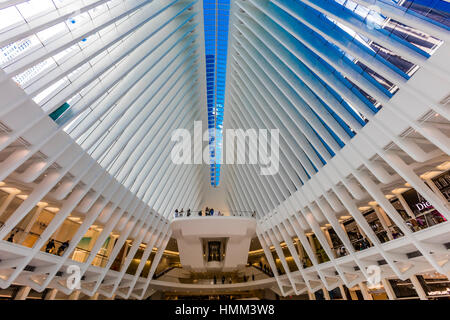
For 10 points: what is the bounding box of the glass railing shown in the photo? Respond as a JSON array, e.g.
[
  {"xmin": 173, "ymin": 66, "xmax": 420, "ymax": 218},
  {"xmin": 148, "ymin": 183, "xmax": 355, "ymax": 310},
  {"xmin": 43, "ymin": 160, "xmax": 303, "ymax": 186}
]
[{"xmin": 172, "ymin": 210, "xmax": 257, "ymax": 219}]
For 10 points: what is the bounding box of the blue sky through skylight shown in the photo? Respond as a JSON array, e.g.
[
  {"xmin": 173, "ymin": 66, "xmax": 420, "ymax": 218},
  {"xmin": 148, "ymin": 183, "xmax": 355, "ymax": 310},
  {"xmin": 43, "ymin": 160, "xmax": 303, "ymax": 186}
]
[{"xmin": 203, "ymin": 0, "xmax": 231, "ymax": 187}]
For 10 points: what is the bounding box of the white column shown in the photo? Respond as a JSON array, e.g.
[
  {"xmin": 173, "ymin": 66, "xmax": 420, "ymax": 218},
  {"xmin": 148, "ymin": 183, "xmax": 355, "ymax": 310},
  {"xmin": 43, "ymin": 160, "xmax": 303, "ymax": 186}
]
[
  {"xmin": 410, "ymin": 275, "xmax": 428, "ymax": 300},
  {"xmin": 120, "ymin": 241, "xmax": 131, "ymax": 270},
  {"xmin": 396, "ymin": 194, "xmax": 416, "ymax": 219},
  {"xmin": 14, "ymin": 286, "xmax": 31, "ymax": 300},
  {"xmin": 0, "ymin": 193, "xmax": 17, "ymax": 219},
  {"xmin": 355, "ymin": 223, "xmax": 372, "ymax": 246},
  {"xmin": 68, "ymin": 290, "xmax": 81, "ymax": 300},
  {"xmin": 44, "ymin": 288, "xmax": 58, "ymax": 300},
  {"xmin": 339, "ymin": 285, "xmax": 348, "ymax": 300},
  {"xmin": 89, "ymin": 292, "xmax": 100, "ymax": 300},
  {"xmin": 358, "ymin": 282, "xmax": 373, "ymax": 300},
  {"xmin": 306, "ymin": 234, "xmax": 318, "ymax": 261},
  {"xmin": 17, "ymin": 205, "xmax": 45, "ymax": 244},
  {"xmin": 371, "ymin": 205, "xmax": 394, "ymax": 240},
  {"xmin": 295, "ymin": 239, "xmax": 305, "ymax": 260},
  {"xmin": 381, "ymin": 278, "xmax": 396, "ymax": 300},
  {"xmin": 425, "ymin": 179, "xmax": 448, "ymax": 204},
  {"xmin": 339, "ymin": 222, "xmax": 347, "ymax": 234},
  {"xmin": 322, "ymin": 287, "xmax": 331, "ymax": 300},
  {"xmin": 323, "ymin": 228, "xmax": 334, "ymax": 249}
]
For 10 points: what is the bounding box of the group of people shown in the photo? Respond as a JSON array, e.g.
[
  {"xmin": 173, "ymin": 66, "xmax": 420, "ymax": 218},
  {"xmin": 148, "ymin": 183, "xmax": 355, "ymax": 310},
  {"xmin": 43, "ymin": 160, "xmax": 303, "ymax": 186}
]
[
  {"xmin": 6, "ymin": 228, "xmax": 19, "ymax": 243},
  {"xmin": 173, "ymin": 208, "xmax": 258, "ymax": 218},
  {"xmin": 257, "ymin": 261, "xmax": 274, "ymax": 276},
  {"xmin": 347, "ymin": 231, "xmax": 371, "ymax": 251},
  {"xmin": 336, "ymin": 246, "xmax": 347, "ymax": 257},
  {"xmin": 174, "ymin": 207, "xmax": 224, "ymax": 218},
  {"xmin": 6, "ymin": 230, "xmax": 70, "ymax": 257},
  {"xmin": 212, "ymin": 274, "xmax": 255, "ymax": 284},
  {"xmin": 45, "ymin": 239, "xmax": 70, "ymax": 256}
]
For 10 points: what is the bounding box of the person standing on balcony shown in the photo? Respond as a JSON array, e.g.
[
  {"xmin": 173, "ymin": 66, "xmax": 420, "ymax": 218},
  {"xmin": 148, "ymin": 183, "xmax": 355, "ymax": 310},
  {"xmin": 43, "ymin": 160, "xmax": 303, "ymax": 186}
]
[
  {"xmin": 57, "ymin": 240, "xmax": 69, "ymax": 256},
  {"xmin": 45, "ymin": 239, "xmax": 56, "ymax": 253},
  {"xmin": 7, "ymin": 231, "xmax": 16, "ymax": 243}
]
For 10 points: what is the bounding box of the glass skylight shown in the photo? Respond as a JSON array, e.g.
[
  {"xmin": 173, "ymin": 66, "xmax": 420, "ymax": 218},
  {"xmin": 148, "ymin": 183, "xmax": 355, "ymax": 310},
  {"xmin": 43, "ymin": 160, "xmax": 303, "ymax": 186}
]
[{"xmin": 203, "ymin": 0, "xmax": 231, "ymax": 187}]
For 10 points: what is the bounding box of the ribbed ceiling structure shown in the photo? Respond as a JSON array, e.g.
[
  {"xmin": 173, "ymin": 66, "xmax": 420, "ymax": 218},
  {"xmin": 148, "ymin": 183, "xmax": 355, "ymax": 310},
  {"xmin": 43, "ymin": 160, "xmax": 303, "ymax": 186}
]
[
  {"xmin": 0, "ymin": 0, "xmax": 205, "ymax": 216},
  {"xmin": 224, "ymin": 0, "xmax": 449, "ymax": 218},
  {"xmin": 0, "ymin": 0, "xmax": 448, "ymax": 300}
]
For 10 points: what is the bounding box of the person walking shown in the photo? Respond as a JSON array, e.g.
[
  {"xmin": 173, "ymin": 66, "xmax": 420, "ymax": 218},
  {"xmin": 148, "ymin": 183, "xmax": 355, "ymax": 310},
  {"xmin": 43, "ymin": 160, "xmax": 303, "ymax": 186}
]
[
  {"xmin": 7, "ymin": 231, "xmax": 16, "ymax": 243},
  {"xmin": 187, "ymin": 209, "xmax": 191, "ymax": 217},
  {"xmin": 57, "ymin": 240, "xmax": 69, "ymax": 256},
  {"xmin": 45, "ymin": 239, "xmax": 56, "ymax": 254}
]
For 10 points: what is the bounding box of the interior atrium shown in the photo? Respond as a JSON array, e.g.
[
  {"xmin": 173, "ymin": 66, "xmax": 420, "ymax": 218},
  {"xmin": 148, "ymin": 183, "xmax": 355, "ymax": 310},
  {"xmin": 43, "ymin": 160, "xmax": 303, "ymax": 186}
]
[{"xmin": 0, "ymin": 0, "xmax": 449, "ymax": 301}]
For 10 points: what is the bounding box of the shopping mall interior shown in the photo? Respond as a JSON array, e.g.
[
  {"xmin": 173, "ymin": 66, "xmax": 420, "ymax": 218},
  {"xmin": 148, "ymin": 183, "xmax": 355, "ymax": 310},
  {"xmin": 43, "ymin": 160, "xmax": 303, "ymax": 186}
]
[{"xmin": 0, "ymin": 0, "xmax": 449, "ymax": 301}]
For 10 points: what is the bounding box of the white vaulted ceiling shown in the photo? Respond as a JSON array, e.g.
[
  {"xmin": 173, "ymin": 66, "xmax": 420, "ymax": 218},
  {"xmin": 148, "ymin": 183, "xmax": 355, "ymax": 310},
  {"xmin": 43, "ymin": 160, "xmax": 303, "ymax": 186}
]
[
  {"xmin": 0, "ymin": 0, "xmax": 206, "ymax": 216},
  {"xmin": 0, "ymin": 0, "xmax": 449, "ymax": 298}
]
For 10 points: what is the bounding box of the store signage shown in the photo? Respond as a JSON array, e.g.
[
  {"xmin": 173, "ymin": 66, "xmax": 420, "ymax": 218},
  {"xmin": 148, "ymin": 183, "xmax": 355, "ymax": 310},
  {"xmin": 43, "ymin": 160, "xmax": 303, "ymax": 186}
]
[
  {"xmin": 414, "ymin": 200, "xmax": 433, "ymax": 212},
  {"xmin": 402, "ymin": 189, "xmax": 440, "ymax": 216}
]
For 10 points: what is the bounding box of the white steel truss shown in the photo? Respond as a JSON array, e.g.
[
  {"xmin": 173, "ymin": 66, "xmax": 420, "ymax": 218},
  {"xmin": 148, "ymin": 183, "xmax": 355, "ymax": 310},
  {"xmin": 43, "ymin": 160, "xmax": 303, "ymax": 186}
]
[
  {"xmin": 0, "ymin": 0, "xmax": 448, "ymax": 300},
  {"xmin": 224, "ymin": 0, "xmax": 450, "ymax": 295}
]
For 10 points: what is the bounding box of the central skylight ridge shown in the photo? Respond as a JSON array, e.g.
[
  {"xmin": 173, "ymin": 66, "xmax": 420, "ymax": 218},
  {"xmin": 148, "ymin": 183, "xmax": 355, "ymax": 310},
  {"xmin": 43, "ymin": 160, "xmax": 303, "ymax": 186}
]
[{"xmin": 203, "ymin": 0, "xmax": 231, "ymax": 187}]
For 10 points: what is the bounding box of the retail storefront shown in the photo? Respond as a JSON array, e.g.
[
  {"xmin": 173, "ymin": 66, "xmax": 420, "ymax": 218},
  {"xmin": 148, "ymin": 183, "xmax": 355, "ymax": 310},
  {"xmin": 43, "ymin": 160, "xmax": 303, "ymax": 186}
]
[
  {"xmin": 401, "ymin": 188, "xmax": 447, "ymax": 230},
  {"xmin": 388, "ymin": 274, "xmax": 450, "ymax": 300}
]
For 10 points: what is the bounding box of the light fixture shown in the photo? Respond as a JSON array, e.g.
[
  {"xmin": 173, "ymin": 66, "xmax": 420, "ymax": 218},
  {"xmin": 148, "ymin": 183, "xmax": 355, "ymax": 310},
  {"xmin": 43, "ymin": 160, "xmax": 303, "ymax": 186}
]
[
  {"xmin": 436, "ymin": 161, "xmax": 450, "ymax": 171},
  {"xmin": 392, "ymin": 187, "xmax": 409, "ymax": 194},
  {"xmin": 1, "ymin": 187, "xmax": 21, "ymax": 194},
  {"xmin": 420, "ymin": 171, "xmax": 442, "ymax": 180}
]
